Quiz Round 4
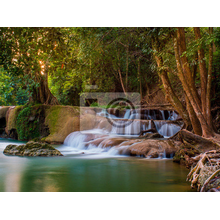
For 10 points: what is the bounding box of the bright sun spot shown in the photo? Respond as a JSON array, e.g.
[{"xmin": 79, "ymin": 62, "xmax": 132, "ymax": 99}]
[{"xmin": 39, "ymin": 60, "xmax": 45, "ymax": 75}]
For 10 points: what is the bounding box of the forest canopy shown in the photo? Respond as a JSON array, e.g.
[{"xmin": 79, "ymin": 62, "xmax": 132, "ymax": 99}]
[{"xmin": 1, "ymin": 27, "xmax": 220, "ymax": 138}]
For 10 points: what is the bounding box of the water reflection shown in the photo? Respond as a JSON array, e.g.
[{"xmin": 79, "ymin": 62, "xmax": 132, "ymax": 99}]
[{"xmin": 0, "ymin": 139, "xmax": 194, "ymax": 192}]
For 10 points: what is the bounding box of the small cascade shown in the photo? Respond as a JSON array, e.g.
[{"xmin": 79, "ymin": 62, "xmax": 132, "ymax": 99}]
[
  {"xmin": 60, "ymin": 107, "xmax": 182, "ymax": 158},
  {"xmin": 59, "ymin": 130, "xmax": 133, "ymax": 156},
  {"xmin": 157, "ymin": 145, "xmax": 166, "ymax": 159},
  {"xmin": 159, "ymin": 110, "xmax": 166, "ymax": 120},
  {"xmin": 168, "ymin": 110, "xmax": 179, "ymax": 120},
  {"xmin": 158, "ymin": 149, "xmax": 166, "ymax": 159},
  {"xmin": 154, "ymin": 121, "xmax": 181, "ymax": 137},
  {"xmin": 110, "ymin": 120, "xmax": 141, "ymax": 135},
  {"xmin": 123, "ymin": 109, "xmax": 130, "ymax": 119}
]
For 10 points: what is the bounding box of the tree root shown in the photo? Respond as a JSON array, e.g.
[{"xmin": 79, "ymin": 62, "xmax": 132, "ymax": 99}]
[
  {"xmin": 187, "ymin": 150, "xmax": 220, "ymax": 191},
  {"xmin": 186, "ymin": 153, "xmax": 207, "ymax": 183},
  {"xmin": 200, "ymin": 169, "xmax": 220, "ymax": 192}
]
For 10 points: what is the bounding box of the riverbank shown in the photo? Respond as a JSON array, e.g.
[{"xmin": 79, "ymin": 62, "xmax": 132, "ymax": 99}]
[{"xmin": 1, "ymin": 104, "xmax": 220, "ymax": 192}]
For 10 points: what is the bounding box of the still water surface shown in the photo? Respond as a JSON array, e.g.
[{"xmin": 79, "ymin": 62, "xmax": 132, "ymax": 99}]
[{"xmin": 0, "ymin": 139, "xmax": 194, "ymax": 192}]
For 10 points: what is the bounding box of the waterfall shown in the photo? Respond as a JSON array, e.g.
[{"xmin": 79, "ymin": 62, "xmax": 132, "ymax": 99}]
[
  {"xmin": 59, "ymin": 130, "xmax": 132, "ymax": 156},
  {"xmin": 168, "ymin": 110, "xmax": 178, "ymax": 120},
  {"xmin": 110, "ymin": 120, "xmax": 141, "ymax": 135},
  {"xmin": 159, "ymin": 110, "xmax": 165, "ymax": 120},
  {"xmin": 154, "ymin": 121, "xmax": 181, "ymax": 137},
  {"xmin": 59, "ymin": 107, "xmax": 182, "ymax": 158},
  {"xmin": 97, "ymin": 109, "xmax": 181, "ymax": 137}
]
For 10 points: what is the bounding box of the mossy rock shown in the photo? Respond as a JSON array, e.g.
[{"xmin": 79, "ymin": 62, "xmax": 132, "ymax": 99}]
[
  {"xmin": 44, "ymin": 105, "xmax": 81, "ymax": 144},
  {"xmin": 5, "ymin": 106, "xmax": 23, "ymax": 138},
  {"xmin": 6, "ymin": 106, "xmax": 23, "ymax": 131},
  {"xmin": 173, "ymin": 142, "xmax": 201, "ymax": 167},
  {"xmin": 15, "ymin": 105, "xmax": 49, "ymax": 141},
  {"xmin": 3, "ymin": 141, "xmax": 63, "ymax": 157}
]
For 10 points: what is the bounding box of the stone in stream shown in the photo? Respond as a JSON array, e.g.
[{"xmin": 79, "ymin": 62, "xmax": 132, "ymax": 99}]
[{"xmin": 3, "ymin": 141, "xmax": 63, "ymax": 157}]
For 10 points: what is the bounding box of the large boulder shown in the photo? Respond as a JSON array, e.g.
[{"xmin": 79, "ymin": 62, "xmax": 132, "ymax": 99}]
[
  {"xmin": 3, "ymin": 141, "xmax": 63, "ymax": 156},
  {"xmin": 127, "ymin": 139, "xmax": 178, "ymax": 158},
  {"xmin": 43, "ymin": 105, "xmax": 97, "ymax": 144}
]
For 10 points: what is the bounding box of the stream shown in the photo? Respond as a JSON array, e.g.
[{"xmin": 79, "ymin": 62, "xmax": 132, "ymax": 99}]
[
  {"xmin": 0, "ymin": 109, "xmax": 196, "ymax": 192},
  {"xmin": 0, "ymin": 138, "xmax": 194, "ymax": 192}
]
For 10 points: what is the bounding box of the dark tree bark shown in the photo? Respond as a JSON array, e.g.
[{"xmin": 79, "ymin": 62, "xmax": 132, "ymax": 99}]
[
  {"xmin": 30, "ymin": 61, "xmax": 59, "ymax": 105},
  {"xmin": 31, "ymin": 75, "xmax": 59, "ymax": 105}
]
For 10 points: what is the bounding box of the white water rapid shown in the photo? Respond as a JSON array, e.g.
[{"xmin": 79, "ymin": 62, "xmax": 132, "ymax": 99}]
[{"xmin": 58, "ymin": 109, "xmax": 182, "ymax": 158}]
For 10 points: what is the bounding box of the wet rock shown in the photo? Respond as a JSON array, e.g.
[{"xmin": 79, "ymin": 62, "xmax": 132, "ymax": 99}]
[
  {"xmin": 3, "ymin": 141, "xmax": 63, "ymax": 157},
  {"xmin": 142, "ymin": 132, "xmax": 164, "ymax": 139},
  {"xmin": 127, "ymin": 139, "xmax": 177, "ymax": 158}
]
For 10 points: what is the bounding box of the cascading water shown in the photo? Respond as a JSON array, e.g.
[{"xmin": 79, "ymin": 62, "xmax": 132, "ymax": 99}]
[
  {"xmin": 59, "ymin": 108, "xmax": 182, "ymax": 158},
  {"xmin": 59, "ymin": 129, "xmax": 140, "ymax": 157}
]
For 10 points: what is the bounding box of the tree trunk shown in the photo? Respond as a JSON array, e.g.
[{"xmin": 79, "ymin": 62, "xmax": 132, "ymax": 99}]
[
  {"xmin": 137, "ymin": 57, "xmax": 142, "ymax": 99},
  {"xmin": 30, "ymin": 61, "xmax": 59, "ymax": 105},
  {"xmin": 126, "ymin": 46, "xmax": 129, "ymax": 92},
  {"xmin": 185, "ymin": 93, "xmax": 202, "ymax": 135},
  {"xmin": 153, "ymin": 50, "xmax": 192, "ymax": 129},
  {"xmin": 174, "ymin": 28, "xmax": 214, "ymax": 138},
  {"xmin": 31, "ymin": 74, "xmax": 59, "ymax": 105},
  {"xmin": 118, "ymin": 68, "xmax": 127, "ymax": 95},
  {"xmin": 206, "ymin": 27, "xmax": 214, "ymax": 129},
  {"xmin": 194, "ymin": 27, "xmax": 208, "ymax": 117}
]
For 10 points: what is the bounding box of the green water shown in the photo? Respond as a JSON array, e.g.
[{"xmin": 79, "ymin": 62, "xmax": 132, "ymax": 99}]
[{"xmin": 0, "ymin": 139, "xmax": 194, "ymax": 192}]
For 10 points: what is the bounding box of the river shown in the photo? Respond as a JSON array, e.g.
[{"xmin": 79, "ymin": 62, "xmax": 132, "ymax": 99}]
[{"xmin": 0, "ymin": 138, "xmax": 194, "ymax": 192}]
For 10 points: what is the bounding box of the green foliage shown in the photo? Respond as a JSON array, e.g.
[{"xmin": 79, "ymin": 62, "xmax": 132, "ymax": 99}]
[
  {"xmin": 1, "ymin": 27, "xmax": 219, "ymax": 108},
  {"xmin": 0, "ymin": 67, "xmax": 30, "ymax": 105},
  {"xmin": 90, "ymin": 102, "xmax": 99, "ymax": 107},
  {"xmin": 16, "ymin": 106, "xmax": 40, "ymax": 141}
]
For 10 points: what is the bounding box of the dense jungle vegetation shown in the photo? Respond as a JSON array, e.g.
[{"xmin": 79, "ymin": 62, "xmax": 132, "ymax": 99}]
[{"xmin": 1, "ymin": 27, "xmax": 220, "ymax": 138}]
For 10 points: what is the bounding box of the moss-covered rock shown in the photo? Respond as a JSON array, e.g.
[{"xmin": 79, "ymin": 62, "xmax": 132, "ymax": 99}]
[
  {"xmin": 5, "ymin": 106, "xmax": 23, "ymax": 138},
  {"xmin": 3, "ymin": 141, "xmax": 63, "ymax": 156},
  {"xmin": 44, "ymin": 105, "xmax": 81, "ymax": 144},
  {"xmin": 15, "ymin": 104, "xmax": 49, "ymax": 141},
  {"xmin": 3, "ymin": 104, "xmax": 98, "ymax": 144},
  {"xmin": 173, "ymin": 143, "xmax": 200, "ymax": 168}
]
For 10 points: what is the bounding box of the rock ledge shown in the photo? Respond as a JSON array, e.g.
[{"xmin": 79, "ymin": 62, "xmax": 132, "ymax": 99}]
[{"xmin": 3, "ymin": 141, "xmax": 63, "ymax": 157}]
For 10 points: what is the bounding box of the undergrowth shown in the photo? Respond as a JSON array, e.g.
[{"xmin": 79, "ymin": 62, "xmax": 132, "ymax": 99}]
[{"xmin": 16, "ymin": 105, "xmax": 40, "ymax": 141}]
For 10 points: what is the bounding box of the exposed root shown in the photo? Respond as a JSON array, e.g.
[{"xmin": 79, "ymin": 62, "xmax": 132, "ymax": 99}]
[
  {"xmin": 186, "ymin": 150, "xmax": 220, "ymax": 191},
  {"xmin": 200, "ymin": 169, "xmax": 220, "ymax": 192}
]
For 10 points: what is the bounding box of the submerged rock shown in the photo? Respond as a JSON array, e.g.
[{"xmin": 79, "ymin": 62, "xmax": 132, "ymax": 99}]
[{"xmin": 3, "ymin": 141, "xmax": 63, "ymax": 157}]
